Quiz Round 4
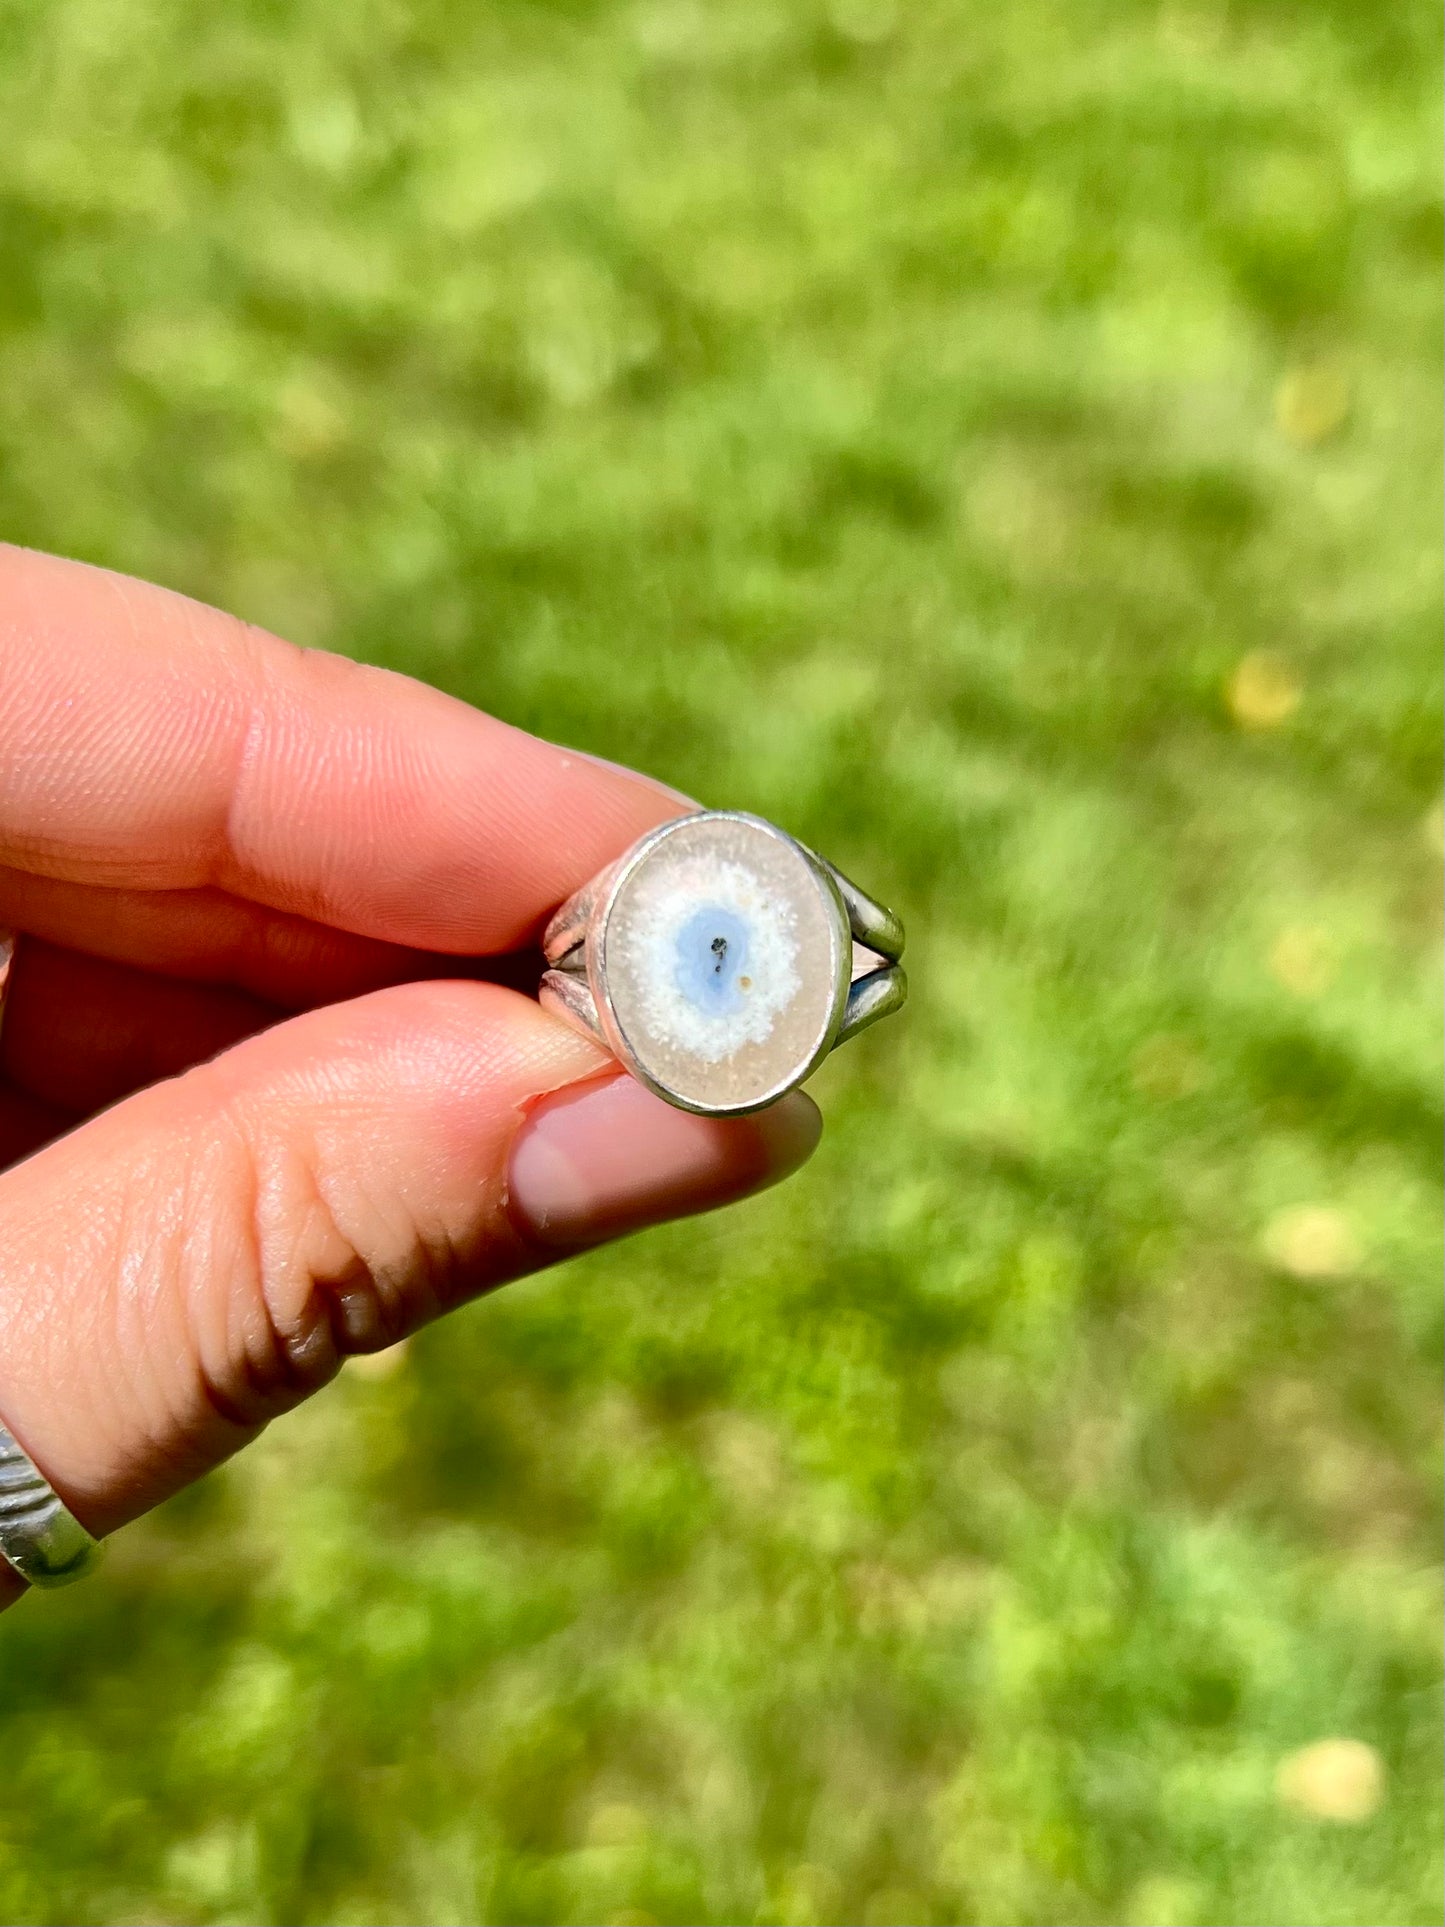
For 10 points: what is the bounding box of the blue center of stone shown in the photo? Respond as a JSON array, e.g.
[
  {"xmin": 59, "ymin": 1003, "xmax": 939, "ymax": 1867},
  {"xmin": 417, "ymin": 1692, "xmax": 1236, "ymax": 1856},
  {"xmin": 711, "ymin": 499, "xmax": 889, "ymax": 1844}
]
[{"xmin": 673, "ymin": 905, "xmax": 751, "ymax": 1017}]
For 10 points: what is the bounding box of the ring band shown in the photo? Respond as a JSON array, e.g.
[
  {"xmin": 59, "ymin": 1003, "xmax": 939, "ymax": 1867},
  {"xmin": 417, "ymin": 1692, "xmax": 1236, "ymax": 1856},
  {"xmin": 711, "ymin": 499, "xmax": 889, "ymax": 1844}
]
[
  {"xmin": 541, "ymin": 811, "xmax": 905, "ymax": 1116},
  {"xmin": 0, "ymin": 1423, "xmax": 100, "ymax": 1587},
  {"xmin": 0, "ymin": 926, "xmax": 102, "ymax": 1589}
]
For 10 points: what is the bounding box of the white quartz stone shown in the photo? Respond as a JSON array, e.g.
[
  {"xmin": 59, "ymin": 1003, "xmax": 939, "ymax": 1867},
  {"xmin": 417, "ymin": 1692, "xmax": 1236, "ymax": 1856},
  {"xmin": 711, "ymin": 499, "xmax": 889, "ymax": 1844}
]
[{"xmin": 596, "ymin": 814, "xmax": 849, "ymax": 1113}]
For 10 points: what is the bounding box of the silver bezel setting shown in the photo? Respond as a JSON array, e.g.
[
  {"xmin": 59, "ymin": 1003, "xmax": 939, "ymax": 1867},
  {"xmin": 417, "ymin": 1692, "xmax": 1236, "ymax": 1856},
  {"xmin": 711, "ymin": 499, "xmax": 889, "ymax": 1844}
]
[{"xmin": 540, "ymin": 811, "xmax": 905, "ymax": 1117}]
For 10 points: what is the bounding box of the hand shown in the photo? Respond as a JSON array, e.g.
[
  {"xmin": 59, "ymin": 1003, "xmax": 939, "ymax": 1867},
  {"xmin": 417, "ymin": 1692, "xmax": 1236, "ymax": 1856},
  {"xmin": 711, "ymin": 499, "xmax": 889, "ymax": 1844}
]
[{"xmin": 0, "ymin": 546, "xmax": 820, "ymax": 1605}]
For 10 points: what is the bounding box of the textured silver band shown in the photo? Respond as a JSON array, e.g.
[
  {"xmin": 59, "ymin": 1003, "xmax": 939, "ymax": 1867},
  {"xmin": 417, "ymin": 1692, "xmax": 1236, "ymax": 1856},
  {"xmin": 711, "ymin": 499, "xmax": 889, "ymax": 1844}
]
[
  {"xmin": 0, "ymin": 1423, "xmax": 100, "ymax": 1587},
  {"xmin": 0, "ymin": 926, "xmax": 102, "ymax": 1588}
]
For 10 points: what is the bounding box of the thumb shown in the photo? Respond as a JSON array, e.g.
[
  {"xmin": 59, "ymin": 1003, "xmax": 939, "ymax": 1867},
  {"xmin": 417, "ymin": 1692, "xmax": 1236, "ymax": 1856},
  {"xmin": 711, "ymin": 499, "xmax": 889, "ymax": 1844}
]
[{"xmin": 0, "ymin": 980, "xmax": 819, "ymax": 1589}]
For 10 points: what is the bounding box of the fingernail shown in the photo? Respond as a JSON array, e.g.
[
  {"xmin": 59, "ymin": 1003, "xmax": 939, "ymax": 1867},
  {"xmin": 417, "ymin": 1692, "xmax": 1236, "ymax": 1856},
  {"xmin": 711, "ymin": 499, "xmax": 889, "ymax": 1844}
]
[{"xmin": 507, "ymin": 1072, "xmax": 821, "ymax": 1250}]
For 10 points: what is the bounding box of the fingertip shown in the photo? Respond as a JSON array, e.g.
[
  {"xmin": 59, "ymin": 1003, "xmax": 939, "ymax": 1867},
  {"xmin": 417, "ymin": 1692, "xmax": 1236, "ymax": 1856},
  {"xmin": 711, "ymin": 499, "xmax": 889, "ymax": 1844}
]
[
  {"xmin": 506, "ymin": 1072, "xmax": 823, "ymax": 1251},
  {"xmin": 751, "ymin": 1086, "xmax": 824, "ymax": 1184}
]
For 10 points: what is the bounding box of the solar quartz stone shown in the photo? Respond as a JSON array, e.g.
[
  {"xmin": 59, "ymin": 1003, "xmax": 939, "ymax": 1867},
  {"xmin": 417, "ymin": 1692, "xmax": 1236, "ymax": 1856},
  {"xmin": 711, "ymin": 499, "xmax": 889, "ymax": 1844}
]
[{"xmin": 592, "ymin": 813, "xmax": 852, "ymax": 1115}]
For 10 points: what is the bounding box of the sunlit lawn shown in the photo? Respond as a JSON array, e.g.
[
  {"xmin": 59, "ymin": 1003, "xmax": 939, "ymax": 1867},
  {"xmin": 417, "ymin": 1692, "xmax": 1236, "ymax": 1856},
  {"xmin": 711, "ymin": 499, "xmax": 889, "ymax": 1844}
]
[{"xmin": 0, "ymin": 1, "xmax": 1439, "ymax": 1922}]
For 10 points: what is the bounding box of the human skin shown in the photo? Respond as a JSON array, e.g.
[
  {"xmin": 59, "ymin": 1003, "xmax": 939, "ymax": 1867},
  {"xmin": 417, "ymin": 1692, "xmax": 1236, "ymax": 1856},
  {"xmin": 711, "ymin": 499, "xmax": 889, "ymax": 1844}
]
[{"xmin": 0, "ymin": 545, "xmax": 821, "ymax": 1609}]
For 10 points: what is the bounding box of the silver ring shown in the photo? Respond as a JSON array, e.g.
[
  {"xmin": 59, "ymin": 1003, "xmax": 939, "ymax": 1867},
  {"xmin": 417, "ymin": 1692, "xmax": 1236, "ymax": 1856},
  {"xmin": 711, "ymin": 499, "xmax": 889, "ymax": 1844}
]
[
  {"xmin": 0, "ymin": 926, "xmax": 102, "ymax": 1588},
  {"xmin": 0, "ymin": 1423, "xmax": 100, "ymax": 1588},
  {"xmin": 540, "ymin": 811, "xmax": 905, "ymax": 1116}
]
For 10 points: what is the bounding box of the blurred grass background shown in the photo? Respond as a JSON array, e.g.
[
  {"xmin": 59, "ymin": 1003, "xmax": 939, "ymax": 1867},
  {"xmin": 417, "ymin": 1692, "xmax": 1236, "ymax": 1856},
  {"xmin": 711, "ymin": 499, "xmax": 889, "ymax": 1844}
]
[{"xmin": 0, "ymin": 0, "xmax": 1441, "ymax": 1922}]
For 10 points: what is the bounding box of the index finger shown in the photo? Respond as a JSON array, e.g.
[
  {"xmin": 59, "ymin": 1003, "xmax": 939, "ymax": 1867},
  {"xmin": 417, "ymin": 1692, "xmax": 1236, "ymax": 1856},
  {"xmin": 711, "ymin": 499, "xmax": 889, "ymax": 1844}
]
[{"xmin": 0, "ymin": 545, "xmax": 689, "ymax": 952}]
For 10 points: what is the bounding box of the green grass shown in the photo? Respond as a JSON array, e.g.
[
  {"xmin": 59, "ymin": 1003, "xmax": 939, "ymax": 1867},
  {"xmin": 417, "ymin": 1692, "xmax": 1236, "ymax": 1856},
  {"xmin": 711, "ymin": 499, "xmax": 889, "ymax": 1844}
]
[{"xmin": 0, "ymin": 0, "xmax": 1440, "ymax": 1921}]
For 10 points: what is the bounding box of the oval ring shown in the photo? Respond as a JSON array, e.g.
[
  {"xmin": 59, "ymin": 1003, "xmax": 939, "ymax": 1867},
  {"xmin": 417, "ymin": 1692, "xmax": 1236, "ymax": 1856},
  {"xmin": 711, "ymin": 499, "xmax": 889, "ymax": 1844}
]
[{"xmin": 540, "ymin": 811, "xmax": 905, "ymax": 1117}]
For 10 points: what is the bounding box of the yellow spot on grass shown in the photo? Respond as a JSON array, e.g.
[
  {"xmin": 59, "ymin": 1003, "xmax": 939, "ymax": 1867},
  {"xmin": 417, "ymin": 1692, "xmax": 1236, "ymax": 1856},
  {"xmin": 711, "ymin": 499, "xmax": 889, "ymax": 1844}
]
[
  {"xmin": 1262, "ymin": 1205, "xmax": 1360, "ymax": 1280},
  {"xmin": 1268, "ymin": 925, "xmax": 1335, "ymax": 997},
  {"xmin": 275, "ymin": 374, "xmax": 347, "ymax": 459},
  {"xmin": 1274, "ymin": 362, "xmax": 1351, "ymax": 447},
  {"xmin": 1276, "ymin": 1738, "xmax": 1384, "ymax": 1822},
  {"xmin": 706, "ymin": 1412, "xmax": 786, "ymax": 1507},
  {"xmin": 1226, "ymin": 651, "xmax": 1301, "ymax": 729},
  {"xmin": 862, "ymin": 1889, "xmax": 931, "ymax": 1926},
  {"xmin": 1157, "ymin": 5, "xmax": 1225, "ymax": 56},
  {"xmin": 777, "ymin": 1863, "xmax": 842, "ymax": 1925},
  {"xmin": 1126, "ymin": 1873, "xmax": 1207, "ymax": 1927},
  {"xmin": 587, "ymin": 1801, "xmax": 649, "ymax": 1848},
  {"xmin": 830, "ymin": 0, "xmax": 898, "ymax": 42},
  {"xmin": 1132, "ymin": 1033, "xmax": 1208, "ymax": 1099},
  {"xmin": 1424, "ymin": 798, "xmax": 1445, "ymax": 858}
]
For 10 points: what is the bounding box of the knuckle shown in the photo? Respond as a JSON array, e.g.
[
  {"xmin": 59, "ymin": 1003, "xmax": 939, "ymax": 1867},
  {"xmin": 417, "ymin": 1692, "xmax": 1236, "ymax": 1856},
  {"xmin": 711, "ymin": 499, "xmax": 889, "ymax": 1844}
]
[{"xmin": 186, "ymin": 1094, "xmax": 436, "ymax": 1429}]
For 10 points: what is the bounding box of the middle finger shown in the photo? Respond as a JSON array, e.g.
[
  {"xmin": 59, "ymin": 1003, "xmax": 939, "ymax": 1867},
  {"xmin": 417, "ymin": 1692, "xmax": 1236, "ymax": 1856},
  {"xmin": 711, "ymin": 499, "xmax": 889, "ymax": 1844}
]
[
  {"xmin": 2, "ymin": 937, "xmax": 278, "ymax": 1115},
  {"xmin": 0, "ymin": 866, "xmax": 461, "ymax": 1008}
]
